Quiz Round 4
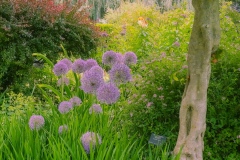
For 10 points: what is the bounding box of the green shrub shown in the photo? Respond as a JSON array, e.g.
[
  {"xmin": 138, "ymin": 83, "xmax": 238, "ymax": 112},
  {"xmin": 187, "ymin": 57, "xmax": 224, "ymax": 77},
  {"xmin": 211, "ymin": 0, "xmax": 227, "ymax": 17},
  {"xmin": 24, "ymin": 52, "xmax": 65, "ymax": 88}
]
[
  {"xmin": 97, "ymin": 1, "xmax": 193, "ymax": 64},
  {"xmin": 119, "ymin": 51, "xmax": 186, "ymax": 149},
  {"xmin": 203, "ymin": 4, "xmax": 240, "ymax": 159},
  {"xmin": 0, "ymin": 0, "xmax": 99, "ymax": 91},
  {"xmin": 0, "ymin": 91, "xmax": 46, "ymax": 117}
]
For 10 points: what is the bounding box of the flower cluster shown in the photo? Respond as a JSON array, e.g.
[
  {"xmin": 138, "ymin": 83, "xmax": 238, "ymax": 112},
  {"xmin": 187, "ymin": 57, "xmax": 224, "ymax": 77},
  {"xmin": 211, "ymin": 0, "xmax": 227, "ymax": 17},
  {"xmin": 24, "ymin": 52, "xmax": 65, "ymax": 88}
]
[
  {"xmin": 69, "ymin": 96, "xmax": 82, "ymax": 107},
  {"xmin": 72, "ymin": 59, "xmax": 86, "ymax": 73},
  {"xmin": 109, "ymin": 63, "xmax": 132, "ymax": 84},
  {"xmin": 102, "ymin": 50, "xmax": 118, "ymax": 67},
  {"xmin": 81, "ymin": 68, "xmax": 104, "ymax": 93},
  {"xmin": 58, "ymin": 101, "xmax": 73, "ymax": 114},
  {"xmin": 89, "ymin": 104, "xmax": 103, "ymax": 114},
  {"xmin": 94, "ymin": 50, "xmax": 137, "ymax": 103},
  {"xmin": 53, "ymin": 62, "xmax": 69, "ymax": 76},
  {"xmin": 53, "ymin": 58, "xmax": 99, "ymax": 76},
  {"xmin": 80, "ymin": 132, "xmax": 102, "ymax": 154},
  {"xmin": 29, "ymin": 115, "xmax": 45, "ymax": 131},
  {"xmin": 52, "ymin": 51, "xmax": 137, "ymax": 104},
  {"xmin": 58, "ymin": 125, "xmax": 68, "ymax": 134},
  {"xmin": 58, "ymin": 96, "xmax": 82, "ymax": 114},
  {"xmin": 96, "ymin": 83, "xmax": 120, "ymax": 104},
  {"xmin": 57, "ymin": 76, "xmax": 70, "ymax": 86},
  {"xmin": 49, "ymin": 51, "xmax": 137, "ymax": 153},
  {"xmin": 102, "ymin": 51, "xmax": 137, "ymax": 66}
]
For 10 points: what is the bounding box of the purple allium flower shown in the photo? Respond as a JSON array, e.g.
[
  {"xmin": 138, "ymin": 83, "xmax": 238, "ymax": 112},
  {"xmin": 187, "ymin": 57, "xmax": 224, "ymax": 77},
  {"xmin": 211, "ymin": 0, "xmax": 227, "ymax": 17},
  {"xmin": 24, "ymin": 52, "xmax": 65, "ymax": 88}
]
[
  {"xmin": 89, "ymin": 104, "xmax": 103, "ymax": 114},
  {"xmin": 57, "ymin": 77, "xmax": 70, "ymax": 86},
  {"xmin": 58, "ymin": 125, "xmax": 68, "ymax": 134},
  {"xmin": 89, "ymin": 65, "xmax": 104, "ymax": 77},
  {"xmin": 80, "ymin": 69, "xmax": 104, "ymax": 93},
  {"xmin": 69, "ymin": 96, "xmax": 82, "ymax": 106},
  {"xmin": 123, "ymin": 51, "xmax": 137, "ymax": 66},
  {"xmin": 102, "ymin": 51, "xmax": 118, "ymax": 66},
  {"xmin": 29, "ymin": 115, "xmax": 45, "ymax": 131},
  {"xmin": 72, "ymin": 59, "xmax": 86, "ymax": 74},
  {"xmin": 116, "ymin": 53, "xmax": 124, "ymax": 64},
  {"xmin": 80, "ymin": 132, "xmax": 102, "ymax": 154},
  {"xmin": 96, "ymin": 83, "xmax": 120, "ymax": 104},
  {"xmin": 85, "ymin": 59, "xmax": 98, "ymax": 71},
  {"xmin": 58, "ymin": 101, "xmax": 73, "ymax": 114},
  {"xmin": 59, "ymin": 58, "xmax": 72, "ymax": 70},
  {"xmin": 53, "ymin": 62, "xmax": 68, "ymax": 76},
  {"xmin": 109, "ymin": 63, "xmax": 132, "ymax": 84}
]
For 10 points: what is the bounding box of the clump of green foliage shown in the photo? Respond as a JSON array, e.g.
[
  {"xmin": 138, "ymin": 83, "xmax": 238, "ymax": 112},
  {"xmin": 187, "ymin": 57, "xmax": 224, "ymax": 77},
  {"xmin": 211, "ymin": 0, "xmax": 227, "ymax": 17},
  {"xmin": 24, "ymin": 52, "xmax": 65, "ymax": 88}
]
[
  {"xmin": 97, "ymin": 1, "xmax": 193, "ymax": 61},
  {"xmin": 0, "ymin": 0, "xmax": 99, "ymax": 91},
  {"xmin": 203, "ymin": 2, "xmax": 240, "ymax": 159},
  {"xmin": 0, "ymin": 91, "xmax": 46, "ymax": 117},
  {"xmin": 121, "ymin": 52, "xmax": 186, "ymax": 147}
]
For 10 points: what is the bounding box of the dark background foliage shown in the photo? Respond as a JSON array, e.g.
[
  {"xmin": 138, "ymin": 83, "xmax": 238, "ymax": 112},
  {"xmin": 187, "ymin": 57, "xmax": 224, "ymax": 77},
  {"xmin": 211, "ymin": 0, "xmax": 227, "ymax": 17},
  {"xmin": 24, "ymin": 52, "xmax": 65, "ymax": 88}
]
[{"xmin": 0, "ymin": 0, "xmax": 100, "ymax": 92}]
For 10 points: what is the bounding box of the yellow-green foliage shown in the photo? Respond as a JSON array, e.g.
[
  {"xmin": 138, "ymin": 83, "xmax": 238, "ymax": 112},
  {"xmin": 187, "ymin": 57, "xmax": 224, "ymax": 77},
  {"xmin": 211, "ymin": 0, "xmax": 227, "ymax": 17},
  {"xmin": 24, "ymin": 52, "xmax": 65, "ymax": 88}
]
[
  {"xmin": 97, "ymin": 1, "xmax": 194, "ymax": 60},
  {"xmin": 104, "ymin": 2, "xmax": 159, "ymax": 25},
  {"xmin": 1, "ymin": 92, "xmax": 39, "ymax": 116}
]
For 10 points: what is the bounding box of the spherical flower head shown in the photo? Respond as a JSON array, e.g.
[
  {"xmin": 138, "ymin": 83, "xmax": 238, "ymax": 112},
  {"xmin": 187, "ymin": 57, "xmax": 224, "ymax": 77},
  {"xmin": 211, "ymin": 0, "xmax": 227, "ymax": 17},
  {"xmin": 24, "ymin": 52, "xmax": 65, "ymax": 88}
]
[
  {"xmin": 96, "ymin": 83, "xmax": 120, "ymax": 104},
  {"xmin": 80, "ymin": 69, "xmax": 104, "ymax": 94},
  {"xmin": 123, "ymin": 51, "xmax": 137, "ymax": 66},
  {"xmin": 89, "ymin": 104, "xmax": 103, "ymax": 114},
  {"xmin": 72, "ymin": 59, "xmax": 86, "ymax": 74},
  {"xmin": 69, "ymin": 96, "xmax": 82, "ymax": 106},
  {"xmin": 57, "ymin": 77, "xmax": 70, "ymax": 86},
  {"xmin": 85, "ymin": 59, "xmax": 98, "ymax": 71},
  {"xmin": 116, "ymin": 53, "xmax": 124, "ymax": 64},
  {"xmin": 53, "ymin": 62, "xmax": 68, "ymax": 76},
  {"xmin": 80, "ymin": 132, "xmax": 102, "ymax": 154},
  {"xmin": 89, "ymin": 65, "xmax": 104, "ymax": 77},
  {"xmin": 58, "ymin": 101, "xmax": 73, "ymax": 114},
  {"xmin": 109, "ymin": 63, "xmax": 132, "ymax": 84},
  {"xmin": 59, "ymin": 58, "xmax": 72, "ymax": 70},
  {"xmin": 29, "ymin": 115, "xmax": 45, "ymax": 131},
  {"xmin": 58, "ymin": 125, "xmax": 68, "ymax": 134},
  {"xmin": 102, "ymin": 51, "xmax": 118, "ymax": 66}
]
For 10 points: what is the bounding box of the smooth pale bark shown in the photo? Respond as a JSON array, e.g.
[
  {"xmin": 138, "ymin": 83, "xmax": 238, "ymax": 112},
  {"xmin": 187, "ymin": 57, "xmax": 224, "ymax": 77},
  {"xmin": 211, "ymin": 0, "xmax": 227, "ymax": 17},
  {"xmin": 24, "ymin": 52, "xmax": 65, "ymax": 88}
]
[{"xmin": 173, "ymin": 0, "xmax": 220, "ymax": 159}]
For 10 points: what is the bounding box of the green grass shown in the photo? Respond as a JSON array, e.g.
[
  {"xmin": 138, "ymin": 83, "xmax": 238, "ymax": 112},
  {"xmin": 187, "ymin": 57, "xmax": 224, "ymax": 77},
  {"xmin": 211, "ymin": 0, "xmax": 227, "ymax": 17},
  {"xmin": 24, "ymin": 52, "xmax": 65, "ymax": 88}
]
[{"xmin": 0, "ymin": 103, "xmax": 178, "ymax": 160}]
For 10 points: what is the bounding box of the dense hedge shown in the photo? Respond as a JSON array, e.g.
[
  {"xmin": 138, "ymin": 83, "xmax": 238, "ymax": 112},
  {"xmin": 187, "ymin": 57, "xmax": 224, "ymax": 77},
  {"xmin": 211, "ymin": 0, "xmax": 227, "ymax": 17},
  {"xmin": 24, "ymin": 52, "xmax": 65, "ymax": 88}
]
[{"xmin": 0, "ymin": 0, "xmax": 99, "ymax": 91}]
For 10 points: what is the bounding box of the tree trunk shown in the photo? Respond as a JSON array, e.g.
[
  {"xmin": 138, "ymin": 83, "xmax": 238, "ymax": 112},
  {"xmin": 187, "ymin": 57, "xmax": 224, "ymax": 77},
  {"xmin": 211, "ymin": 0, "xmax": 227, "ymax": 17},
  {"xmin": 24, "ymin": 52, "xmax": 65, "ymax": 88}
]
[{"xmin": 173, "ymin": 0, "xmax": 221, "ymax": 159}]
